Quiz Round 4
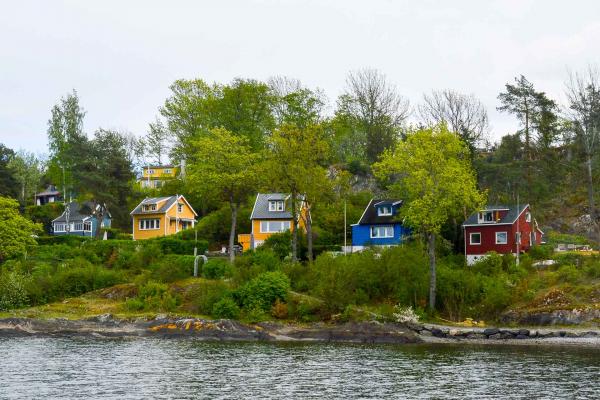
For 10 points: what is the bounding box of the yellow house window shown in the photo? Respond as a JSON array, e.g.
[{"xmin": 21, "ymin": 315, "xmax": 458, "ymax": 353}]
[
  {"xmin": 140, "ymin": 219, "xmax": 160, "ymax": 230},
  {"xmin": 143, "ymin": 204, "xmax": 157, "ymax": 212}
]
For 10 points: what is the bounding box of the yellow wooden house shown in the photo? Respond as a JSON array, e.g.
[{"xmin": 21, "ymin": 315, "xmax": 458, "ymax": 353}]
[
  {"xmin": 238, "ymin": 193, "xmax": 307, "ymax": 251},
  {"xmin": 130, "ymin": 195, "xmax": 197, "ymax": 240},
  {"xmin": 137, "ymin": 165, "xmax": 179, "ymax": 189}
]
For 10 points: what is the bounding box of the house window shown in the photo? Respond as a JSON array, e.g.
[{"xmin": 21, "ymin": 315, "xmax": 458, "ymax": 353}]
[
  {"xmin": 84, "ymin": 222, "xmax": 92, "ymax": 232},
  {"xmin": 515, "ymin": 232, "xmax": 521, "ymax": 244},
  {"xmin": 478, "ymin": 211, "xmax": 495, "ymax": 223},
  {"xmin": 181, "ymin": 221, "xmax": 191, "ymax": 230},
  {"xmin": 496, "ymin": 231, "xmax": 508, "ymax": 244},
  {"xmin": 260, "ymin": 220, "xmax": 291, "ymax": 233},
  {"xmin": 73, "ymin": 222, "xmax": 84, "ymax": 231},
  {"xmin": 268, "ymin": 200, "xmax": 285, "ymax": 212},
  {"xmin": 370, "ymin": 225, "xmax": 394, "ymax": 238},
  {"xmin": 54, "ymin": 223, "xmax": 66, "ymax": 232},
  {"xmin": 526, "ymin": 212, "xmax": 531, "ymax": 222},
  {"xmin": 164, "ymin": 169, "xmax": 172, "ymax": 174},
  {"xmin": 377, "ymin": 206, "xmax": 392, "ymax": 216},
  {"xmin": 177, "ymin": 204, "xmax": 183, "ymax": 213},
  {"xmin": 147, "ymin": 169, "xmax": 154, "ymax": 175},
  {"xmin": 470, "ymin": 232, "xmax": 481, "ymax": 245},
  {"xmin": 143, "ymin": 204, "xmax": 157, "ymax": 212},
  {"xmin": 139, "ymin": 219, "xmax": 160, "ymax": 230}
]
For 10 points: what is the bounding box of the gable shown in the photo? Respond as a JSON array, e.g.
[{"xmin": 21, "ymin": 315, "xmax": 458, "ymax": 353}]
[{"xmin": 357, "ymin": 198, "xmax": 403, "ymax": 225}]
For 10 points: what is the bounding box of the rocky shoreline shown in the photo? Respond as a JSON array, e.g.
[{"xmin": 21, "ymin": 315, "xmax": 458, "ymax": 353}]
[{"xmin": 1, "ymin": 316, "xmax": 599, "ymax": 346}]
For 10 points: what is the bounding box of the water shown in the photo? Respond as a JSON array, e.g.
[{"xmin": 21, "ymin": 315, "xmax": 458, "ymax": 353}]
[{"xmin": 1, "ymin": 338, "xmax": 599, "ymax": 399}]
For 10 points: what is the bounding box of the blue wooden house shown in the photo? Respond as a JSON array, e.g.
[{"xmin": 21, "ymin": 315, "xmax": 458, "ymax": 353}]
[
  {"xmin": 351, "ymin": 199, "xmax": 409, "ymax": 251},
  {"xmin": 51, "ymin": 202, "xmax": 111, "ymax": 237}
]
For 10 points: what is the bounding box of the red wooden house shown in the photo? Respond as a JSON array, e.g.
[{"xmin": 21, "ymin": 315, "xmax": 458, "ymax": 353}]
[{"xmin": 462, "ymin": 204, "xmax": 543, "ymax": 265}]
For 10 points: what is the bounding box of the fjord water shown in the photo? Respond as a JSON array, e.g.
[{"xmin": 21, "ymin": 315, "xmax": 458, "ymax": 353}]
[{"xmin": 1, "ymin": 338, "xmax": 599, "ymax": 399}]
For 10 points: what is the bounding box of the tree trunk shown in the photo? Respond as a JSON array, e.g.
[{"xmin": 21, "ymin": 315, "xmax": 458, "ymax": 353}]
[
  {"xmin": 428, "ymin": 232, "xmax": 437, "ymax": 311},
  {"xmin": 306, "ymin": 207, "xmax": 313, "ymax": 262},
  {"xmin": 586, "ymin": 153, "xmax": 598, "ymax": 242},
  {"xmin": 229, "ymin": 201, "xmax": 238, "ymax": 263},
  {"xmin": 291, "ymin": 193, "xmax": 298, "ymax": 262}
]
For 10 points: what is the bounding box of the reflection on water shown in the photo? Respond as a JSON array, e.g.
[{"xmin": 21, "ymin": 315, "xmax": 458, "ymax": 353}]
[{"xmin": 1, "ymin": 338, "xmax": 599, "ymax": 399}]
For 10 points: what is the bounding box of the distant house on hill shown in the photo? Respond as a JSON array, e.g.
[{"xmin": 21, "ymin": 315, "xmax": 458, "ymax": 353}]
[
  {"xmin": 130, "ymin": 195, "xmax": 197, "ymax": 240},
  {"xmin": 51, "ymin": 202, "xmax": 111, "ymax": 237},
  {"xmin": 462, "ymin": 204, "xmax": 543, "ymax": 265},
  {"xmin": 137, "ymin": 165, "xmax": 180, "ymax": 189},
  {"xmin": 351, "ymin": 199, "xmax": 410, "ymax": 252},
  {"xmin": 238, "ymin": 193, "xmax": 307, "ymax": 251},
  {"xmin": 35, "ymin": 185, "xmax": 62, "ymax": 206}
]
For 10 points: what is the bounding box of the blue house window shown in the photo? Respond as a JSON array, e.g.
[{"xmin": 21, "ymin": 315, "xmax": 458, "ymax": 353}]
[
  {"xmin": 371, "ymin": 225, "xmax": 394, "ymax": 238},
  {"xmin": 84, "ymin": 222, "xmax": 92, "ymax": 232},
  {"xmin": 377, "ymin": 206, "xmax": 392, "ymax": 216}
]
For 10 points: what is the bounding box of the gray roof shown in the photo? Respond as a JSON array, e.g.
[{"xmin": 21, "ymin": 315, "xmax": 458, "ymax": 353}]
[
  {"xmin": 250, "ymin": 193, "xmax": 301, "ymax": 220},
  {"xmin": 130, "ymin": 196, "xmax": 178, "ymax": 215},
  {"xmin": 52, "ymin": 202, "xmax": 99, "ymax": 223},
  {"xmin": 462, "ymin": 204, "xmax": 529, "ymax": 226},
  {"xmin": 36, "ymin": 185, "xmax": 60, "ymax": 197},
  {"xmin": 357, "ymin": 198, "xmax": 403, "ymax": 225}
]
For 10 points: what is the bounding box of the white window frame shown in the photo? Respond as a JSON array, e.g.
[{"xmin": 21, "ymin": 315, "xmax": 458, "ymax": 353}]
[
  {"xmin": 525, "ymin": 212, "xmax": 531, "ymax": 222},
  {"xmin": 143, "ymin": 204, "xmax": 157, "ymax": 212},
  {"xmin": 139, "ymin": 218, "xmax": 160, "ymax": 230},
  {"xmin": 73, "ymin": 222, "xmax": 84, "ymax": 231},
  {"xmin": 84, "ymin": 221, "xmax": 92, "ymax": 232},
  {"xmin": 54, "ymin": 223, "xmax": 66, "ymax": 232},
  {"xmin": 164, "ymin": 169, "xmax": 172, "ymax": 174},
  {"xmin": 370, "ymin": 225, "xmax": 394, "ymax": 239},
  {"xmin": 515, "ymin": 232, "xmax": 521, "ymax": 244},
  {"xmin": 177, "ymin": 204, "xmax": 183, "ymax": 213},
  {"xmin": 495, "ymin": 231, "xmax": 508, "ymax": 245},
  {"xmin": 260, "ymin": 220, "xmax": 291, "ymax": 233},
  {"xmin": 470, "ymin": 232, "xmax": 481, "ymax": 245},
  {"xmin": 147, "ymin": 169, "xmax": 154, "ymax": 175},
  {"xmin": 478, "ymin": 211, "xmax": 494, "ymax": 223},
  {"xmin": 377, "ymin": 206, "xmax": 392, "ymax": 216},
  {"xmin": 530, "ymin": 231, "xmax": 535, "ymax": 245},
  {"xmin": 268, "ymin": 200, "xmax": 285, "ymax": 212}
]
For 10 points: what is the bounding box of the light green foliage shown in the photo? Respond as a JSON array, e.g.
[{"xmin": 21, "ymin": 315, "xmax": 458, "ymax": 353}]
[
  {"xmin": 0, "ymin": 270, "xmax": 30, "ymax": 311},
  {"xmin": 374, "ymin": 126, "xmax": 485, "ymax": 235},
  {"xmin": 0, "ymin": 196, "xmax": 42, "ymax": 261},
  {"xmin": 202, "ymin": 259, "xmax": 231, "ymax": 280},
  {"xmin": 7, "ymin": 150, "xmax": 44, "ymax": 206},
  {"xmin": 186, "ymin": 280, "xmax": 231, "ymax": 315},
  {"xmin": 212, "ymin": 297, "xmax": 240, "ymax": 319},
  {"xmin": 128, "ymin": 281, "xmax": 178, "ymax": 312}
]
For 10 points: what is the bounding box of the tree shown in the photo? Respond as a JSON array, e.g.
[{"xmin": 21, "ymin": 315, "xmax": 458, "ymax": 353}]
[
  {"xmin": 497, "ymin": 76, "xmax": 559, "ymax": 199},
  {"xmin": 266, "ymin": 124, "xmax": 330, "ymax": 261},
  {"xmin": 337, "ymin": 68, "xmax": 409, "ymax": 163},
  {"xmin": 418, "ymin": 90, "xmax": 489, "ymax": 154},
  {"xmin": 0, "ymin": 144, "xmax": 18, "ymax": 199},
  {"xmin": 73, "ymin": 129, "xmax": 135, "ymax": 233},
  {"xmin": 46, "ymin": 90, "xmax": 86, "ymax": 196},
  {"xmin": 161, "ymin": 78, "xmax": 275, "ymax": 159},
  {"xmin": 8, "ymin": 151, "xmax": 44, "ymax": 206},
  {"xmin": 0, "ymin": 196, "xmax": 42, "ymax": 262},
  {"xmin": 373, "ymin": 126, "xmax": 485, "ymax": 310},
  {"xmin": 565, "ymin": 66, "xmax": 600, "ymax": 241},
  {"xmin": 188, "ymin": 128, "xmax": 260, "ymax": 262},
  {"xmin": 145, "ymin": 118, "xmax": 171, "ymax": 165}
]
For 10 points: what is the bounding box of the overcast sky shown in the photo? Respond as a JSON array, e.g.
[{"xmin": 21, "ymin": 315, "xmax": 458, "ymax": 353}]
[{"xmin": 1, "ymin": 0, "xmax": 599, "ymax": 155}]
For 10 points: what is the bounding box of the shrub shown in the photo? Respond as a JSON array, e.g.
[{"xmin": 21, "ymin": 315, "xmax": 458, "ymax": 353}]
[
  {"xmin": 212, "ymin": 297, "xmax": 240, "ymax": 319},
  {"xmin": 393, "ymin": 305, "xmax": 420, "ymax": 324},
  {"xmin": 262, "ymin": 232, "xmax": 292, "ymax": 260},
  {"xmin": 528, "ymin": 244, "xmax": 553, "ymax": 260},
  {"xmin": 287, "ymin": 296, "xmax": 323, "ymax": 322},
  {"xmin": 151, "ymin": 255, "xmax": 195, "ymax": 283},
  {"xmin": 0, "ymin": 271, "xmax": 30, "ymax": 311},
  {"xmin": 557, "ymin": 264, "xmax": 582, "ymax": 284},
  {"xmin": 202, "ymin": 259, "xmax": 231, "ymax": 280},
  {"xmin": 187, "ymin": 280, "xmax": 231, "ymax": 315},
  {"xmin": 271, "ymin": 299, "xmax": 288, "ymax": 319},
  {"xmin": 585, "ymin": 261, "xmax": 600, "ymax": 279},
  {"xmin": 155, "ymin": 237, "xmax": 208, "ymax": 255},
  {"xmin": 136, "ymin": 281, "xmax": 178, "ymax": 312},
  {"xmin": 236, "ymin": 271, "xmax": 290, "ymax": 312}
]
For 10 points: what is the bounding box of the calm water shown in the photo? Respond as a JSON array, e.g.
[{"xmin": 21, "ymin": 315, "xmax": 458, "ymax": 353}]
[{"xmin": 0, "ymin": 338, "xmax": 599, "ymax": 399}]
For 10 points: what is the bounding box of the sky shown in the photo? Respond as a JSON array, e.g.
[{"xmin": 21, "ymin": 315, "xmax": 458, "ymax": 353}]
[{"xmin": 1, "ymin": 0, "xmax": 599, "ymax": 154}]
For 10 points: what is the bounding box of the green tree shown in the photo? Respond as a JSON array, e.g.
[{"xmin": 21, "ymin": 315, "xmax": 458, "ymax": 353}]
[
  {"xmin": 188, "ymin": 128, "xmax": 260, "ymax": 262},
  {"xmin": 8, "ymin": 151, "xmax": 44, "ymax": 206},
  {"xmin": 0, "ymin": 196, "xmax": 42, "ymax": 261},
  {"xmin": 0, "ymin": 144, "xmax": 18, "ymax": 199},
  {"xmin": 145, "ymin": 118, "xmax": 171, "ymax": 165},
  {"xmin": 374, "ymin": 126, "xmax": 485, "ymax": 310}
]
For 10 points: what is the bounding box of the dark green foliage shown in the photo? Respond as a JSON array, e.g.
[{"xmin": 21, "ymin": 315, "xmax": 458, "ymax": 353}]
[
  {"xmin": 36, "ymin": 235, "xmax": 90, "ymax": 247},
  {"xmin": 212, "ymin": 297, "xmax": 241, "ymax": 319},
  {"xmin": 0, "ymin": 144, "xmax": 18, "ymax": 198},
  {"xmin": 235, "ymin": 271, "xmax": 290, "ymax": 312},
  {"xmin": 151, "ymin": 255, "xmax": 195, "ymax": 283},
  {"xmin": 154, "ymin": 237, "xmax": 208, "ymax": 255},
  {"xmin": 262, "ymin": 231, "xmax": 293, "ymax": 259},
  {"xmin": 201, "ymin": 258, "xmax": 231, "ymax": 280},
  {"xmin": 24, "ymin": 203, "xmax": 63, "ymax": 234},
  {"xmin": 556, "ymin": 265, "xmax": 582, "ymax": 284},
  {"xmin": 0, "ymin": 270, "xmax": 30, "ymax": 310},
  {"xmin": 186, "ymin": 280, "xmax": 231, "ymax": 315},
  {"xmin": 126, "ymin": 281, "xmax": 178, "ymax": 312}
]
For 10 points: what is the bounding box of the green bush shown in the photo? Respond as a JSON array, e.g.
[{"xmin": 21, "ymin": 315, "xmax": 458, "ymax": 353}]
[
  {"xmin": 186, "ymin": 280, "xmax": 231, "ymax": 315},
  {"xmin": 528, "ymin": 244, "xmax": 554, "ymax": 260},
  {"xmin": 557, "ymin": 264, "xmax": 583, "ymax": 284},
  {"xmin": 151, "ymin": 255, "xmax": 195, "ymax": 283},
  {"xmin": 135, "ymin": 281, "xmax": 178, "ymax": 312},
  {"xmin": 212, "ymin": 297, "xmax": 240, "ymax": 319},
  {"xmin": 236, "ymin": 271, "xmax": 290, "ymax": 312},
  {"xmin": 202, "ymin": 258, "xmax": 231, "ymax": 280},
  {"xmin": 154, "ymin": 237, "xmax": 208, "ymax": 255},
  {"xmin": 585, "ymin": 261, "xmax": 600, "ymax": 279},
  {"xmin": 0, "ymin": 271, "xmax": 30, "ymax": 311}
]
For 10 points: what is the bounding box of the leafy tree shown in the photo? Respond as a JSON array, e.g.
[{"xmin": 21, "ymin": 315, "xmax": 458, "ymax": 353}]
[
  {"xmin": 0, "ymin": 144, "xmax": 18, "ymax": 199},
  {"xmin": 145, "ymin": 118, "xmax": 171, "ymax": 165},
  {"xmin": 337, "ymin": 68, "xmax": 410, "ymax": 163},
  {"xmin": 8, "ymin": 151, "xmax": 44, "ymax": 206},
  {"xmin": 374, "ymin": 126, "xmax": 485, "ymax": 310},
  {"xmin": 73, "ymin": 129, "xmax": 135, "ymax": 233},
  {"xmin": 266, "ymin": 124, "xmax": 330, "ymax": 261},
  {"xmin": 0, "ymin": 196, "xmax": 42, "ymax": 261},
  {"xmin": 188, "ymin": 128, "xmax": 260, "ymax": 262}
]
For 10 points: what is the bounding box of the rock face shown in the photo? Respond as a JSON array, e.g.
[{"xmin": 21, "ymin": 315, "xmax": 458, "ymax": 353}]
[
  {"xmin": 0, "ymin": 317, "xmax": 421, "ymax": 344},
  {"xmin": 501, "ymin": 308, "xmax": 600, "ymax": 325}
]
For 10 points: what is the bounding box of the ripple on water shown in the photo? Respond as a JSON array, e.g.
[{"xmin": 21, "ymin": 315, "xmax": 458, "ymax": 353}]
[{"xmin": 0, "ymin": 338, "xmax": 599, "ymax": 399}]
